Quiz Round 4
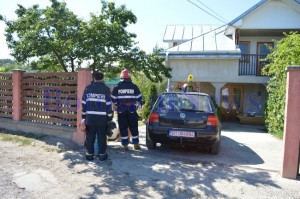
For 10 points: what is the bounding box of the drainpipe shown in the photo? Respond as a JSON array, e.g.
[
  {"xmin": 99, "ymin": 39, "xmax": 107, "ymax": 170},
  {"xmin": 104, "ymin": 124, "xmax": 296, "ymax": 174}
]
[{"xmin": 166, "ymin": 52, "xmax": 170, "ymax": 92}]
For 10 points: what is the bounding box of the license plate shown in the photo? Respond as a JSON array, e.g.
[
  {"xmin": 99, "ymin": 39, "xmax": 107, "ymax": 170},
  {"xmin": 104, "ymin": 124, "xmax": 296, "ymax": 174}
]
[{"xmin": 169, "ymin": 130, "xmax": 195, "ymax": 138}]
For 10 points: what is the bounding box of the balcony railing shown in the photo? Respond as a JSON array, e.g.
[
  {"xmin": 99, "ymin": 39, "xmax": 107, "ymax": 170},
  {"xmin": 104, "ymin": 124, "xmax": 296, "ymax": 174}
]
[{"xmin": 239, "ymin": 54, "xmax": 269, "ymax": 76}]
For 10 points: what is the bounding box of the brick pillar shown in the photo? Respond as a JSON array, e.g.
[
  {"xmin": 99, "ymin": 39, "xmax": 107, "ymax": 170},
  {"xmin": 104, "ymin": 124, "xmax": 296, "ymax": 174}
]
[
  {"xmin": 282, "ymin": 66, "xmax": 300, "ymax": 179},
  {"xmin": 73, "ymin": 69, "xmax": 92, "ymax": 145},
  {"xmin": 12, "ymin": 70, "xmax": 24, "ymax": 121}
]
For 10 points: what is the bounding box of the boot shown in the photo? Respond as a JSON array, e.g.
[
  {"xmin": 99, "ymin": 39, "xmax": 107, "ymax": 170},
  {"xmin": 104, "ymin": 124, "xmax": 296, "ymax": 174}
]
[
  {"xmin": 123, "ymin": 145, "xmax": 129, "ymax": 150},
  {"xmin": 134, "ymin": 144, "xmax": 141, "ymax": 150}
]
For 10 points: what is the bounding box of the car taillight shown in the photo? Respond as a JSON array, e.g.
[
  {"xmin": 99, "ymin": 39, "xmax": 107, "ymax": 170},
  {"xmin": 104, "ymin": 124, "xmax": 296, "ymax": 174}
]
[
  {"xmin": 149, "ymin": 112, "xmax": 159, "ymax": 123},
  {"xmin": 207, "ymin": 115, "xmax": 218, "ymax": 126}
]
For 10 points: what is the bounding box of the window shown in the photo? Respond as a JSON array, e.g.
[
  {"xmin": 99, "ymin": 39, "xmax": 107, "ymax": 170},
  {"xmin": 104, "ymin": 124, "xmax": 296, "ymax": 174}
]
[
  {"xmin": 257, "ymin": 42, "xmax": 273, "ymax": 56},
  {"xmin": 239, "ymin": 41, "xmax": 250, "ymax": 62},
  {"xmin": 256, "ymin": 42, "xmax": 274, "ymax": 75}
]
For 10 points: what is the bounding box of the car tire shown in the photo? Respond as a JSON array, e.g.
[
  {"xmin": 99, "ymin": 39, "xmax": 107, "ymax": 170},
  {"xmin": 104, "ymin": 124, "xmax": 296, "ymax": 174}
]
[
  {"xmin": 210, "ymin": 140, "xmax": 220, "ymax": 155},
  {"xmin": 146, "ymin": 131, "xmax": 156, "ymax": 149}
]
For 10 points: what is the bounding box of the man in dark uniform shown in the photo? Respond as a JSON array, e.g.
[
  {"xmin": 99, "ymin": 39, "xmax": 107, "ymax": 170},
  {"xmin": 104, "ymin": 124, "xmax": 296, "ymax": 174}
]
[
  {"xmin": 81, "ymin": 71, "xmax": 113, "ymax": 161},
  {"xmin": 111, "ymin": 69, "xmax": 142, "ymax": 150}
]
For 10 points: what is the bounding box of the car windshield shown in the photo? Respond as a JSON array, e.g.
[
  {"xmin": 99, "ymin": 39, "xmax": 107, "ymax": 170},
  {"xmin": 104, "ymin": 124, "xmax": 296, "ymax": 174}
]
[{"xmin": 154, "ymin": 93, "xmax": 214, "ymax": 113}]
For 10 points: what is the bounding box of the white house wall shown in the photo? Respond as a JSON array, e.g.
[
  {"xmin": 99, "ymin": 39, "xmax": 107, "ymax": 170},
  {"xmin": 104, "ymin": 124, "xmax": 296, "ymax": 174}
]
[
  {"xmin": 168, "ymin": 59, "xmax": 269, "ymax": 84},
  {"xmin": 238, "ymin": 0, "xmax": 300, "ymax": 29}
]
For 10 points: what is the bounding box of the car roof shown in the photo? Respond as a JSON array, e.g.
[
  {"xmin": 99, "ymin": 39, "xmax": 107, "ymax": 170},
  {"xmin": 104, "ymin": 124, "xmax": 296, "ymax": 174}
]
[{"xmin": 161, "ymin": 92, "xmax": 210, "ymax": 96}]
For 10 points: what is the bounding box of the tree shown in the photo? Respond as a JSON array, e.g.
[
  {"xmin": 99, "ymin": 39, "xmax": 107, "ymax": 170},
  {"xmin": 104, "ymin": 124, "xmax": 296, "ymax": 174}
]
[
  {"xmin": 262, "ymin": 32, "xmax": 300, "ymax": 138},
  {"xmin": 1, "ymin": 0, "xmax": 172, "ymax": 81},
  {"xmin": 0, "ymin": 59, "xmax": 30, "ymax": 72},
  {"xmin": 0, "ymin": 0, "xmax": 83, "ymax": 72},
  {"xmin": 81, "ymin": 1, "xmax": 137, "ymax": 74},
  {"xmin": 120, "ymin": 46, "xmax": 171, "ymax": 82}
]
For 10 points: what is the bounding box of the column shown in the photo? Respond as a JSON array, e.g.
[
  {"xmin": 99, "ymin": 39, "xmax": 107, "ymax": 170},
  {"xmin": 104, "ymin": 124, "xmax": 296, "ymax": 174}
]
[
  {"xmin": 282, "ymin": 66, "xmax": 300, "ymax": 179},
  {"xmin": 12, "ymin": 70, "xmax": 24, "ymax": 121},
  {"xmin": 73, "ymin": 69, "xmax": 92, "ymax": 145},
  {"xmin": 211, "ymin": 82, "xmax": 226, "ymax": 106}
]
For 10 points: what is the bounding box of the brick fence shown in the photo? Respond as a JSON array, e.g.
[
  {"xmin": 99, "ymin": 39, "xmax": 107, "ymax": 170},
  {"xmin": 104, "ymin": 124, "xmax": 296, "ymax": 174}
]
[{"xmin": 0, "ymin": 69, "xmax": 92, "ymax": 145}]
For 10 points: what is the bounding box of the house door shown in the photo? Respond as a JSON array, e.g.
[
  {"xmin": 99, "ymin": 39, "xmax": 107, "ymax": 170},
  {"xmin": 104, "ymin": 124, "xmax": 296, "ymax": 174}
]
[
  {"xmin": 221, "ymin": 85, "xmax": 243, "ymax": 120},
  {"xmin": 257, "ymin": 42, "xmax": 274, "ymax": 75}
]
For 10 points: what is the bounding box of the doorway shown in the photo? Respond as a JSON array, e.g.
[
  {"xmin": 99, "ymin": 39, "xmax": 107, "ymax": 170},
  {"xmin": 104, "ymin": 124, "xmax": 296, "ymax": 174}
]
[{"xmin": 221, "ymin": 84, "xmax": 243, "ymax": 120}]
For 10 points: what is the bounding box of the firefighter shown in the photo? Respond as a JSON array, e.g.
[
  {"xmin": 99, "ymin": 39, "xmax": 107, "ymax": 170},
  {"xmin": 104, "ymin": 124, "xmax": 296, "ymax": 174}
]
[
  {"xmin": 111, "ymin": 69, "xmax": 142, "ymax": 150},
  {"xmin": 81, "ymin": 71, "xmax": 113, "ymax": 161}
]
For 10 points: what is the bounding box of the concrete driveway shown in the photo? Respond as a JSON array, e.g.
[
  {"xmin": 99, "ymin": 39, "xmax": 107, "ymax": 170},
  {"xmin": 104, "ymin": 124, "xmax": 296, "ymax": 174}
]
[{"xmin": 138, "ymin": 121, "xmax": 284, "ymax": 172}]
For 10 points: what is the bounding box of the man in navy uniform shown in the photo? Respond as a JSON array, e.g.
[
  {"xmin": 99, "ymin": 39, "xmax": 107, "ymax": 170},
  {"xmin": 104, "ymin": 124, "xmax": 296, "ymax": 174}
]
[
  {"xmin": 111, "ymin": 69, "xmax": 142, "ymax": 150},
  {"xmin": 81, "ymin": 71, "xmax": 113, "ymax": 161}
]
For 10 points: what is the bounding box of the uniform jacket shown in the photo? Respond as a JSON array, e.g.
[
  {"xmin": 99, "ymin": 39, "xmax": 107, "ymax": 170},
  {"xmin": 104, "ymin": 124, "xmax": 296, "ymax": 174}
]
[
  {"xmin": 82, "ymin": 81, "xmax": 113, "ymax": 126},
  {"xmin": 111, "ymin": 80, "xmax": 142, "ymax": 113}
]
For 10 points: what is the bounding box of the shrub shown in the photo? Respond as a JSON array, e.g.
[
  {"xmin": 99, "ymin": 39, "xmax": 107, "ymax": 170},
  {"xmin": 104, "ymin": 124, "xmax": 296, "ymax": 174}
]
[
  {"xmin": 262, "ymin": 32, "xmax": 300, "ymax": 138},
  {"xmin": 141, "ymin": 84, "xmax": 158, "ymax": 120}
]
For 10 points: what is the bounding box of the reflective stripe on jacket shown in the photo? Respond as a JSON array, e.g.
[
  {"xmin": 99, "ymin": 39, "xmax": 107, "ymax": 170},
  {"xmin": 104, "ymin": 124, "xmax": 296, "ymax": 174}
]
[
  {"xmin": 82, "ymin": 82, "xmax": 113, "ymax": 125},
  {"xmin": 111, "ymin": 80, "xmax": 142, "ymax": 113}
]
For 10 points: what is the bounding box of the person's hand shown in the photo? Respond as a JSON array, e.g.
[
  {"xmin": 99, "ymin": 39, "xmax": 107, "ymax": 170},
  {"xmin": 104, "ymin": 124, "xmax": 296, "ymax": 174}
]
[{"xmin": 79, "ymin": 119, "xmax": 86, "ymax": 132}]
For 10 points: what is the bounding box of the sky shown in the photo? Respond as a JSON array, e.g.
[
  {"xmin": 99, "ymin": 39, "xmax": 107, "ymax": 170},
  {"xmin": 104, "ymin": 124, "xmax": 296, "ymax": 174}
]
[{"xmin": 0, "ymin": 0, "xmax": 261, "ymax": 59}]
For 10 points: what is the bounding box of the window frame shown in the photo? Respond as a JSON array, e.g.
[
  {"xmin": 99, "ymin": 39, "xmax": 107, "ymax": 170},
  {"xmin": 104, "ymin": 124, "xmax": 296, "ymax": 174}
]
[{"xmin": 239, "ymin": 41, "xmax": 250, "ymax": 62}]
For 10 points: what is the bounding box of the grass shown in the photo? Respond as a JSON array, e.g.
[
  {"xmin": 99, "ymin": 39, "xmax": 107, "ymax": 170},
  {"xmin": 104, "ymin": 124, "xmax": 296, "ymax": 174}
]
[
  {"xmin": 0, "ymin": 131, "xmax": 58, "ymax": 152},
  {"xmin": 273, "ymin": 130, "xmax": 283, "ymax": 140},
  {"xmin": 138, "ymin": 120, "xmax": 146, "ymax": 127},
  {"xmin": 0, "ymin": 133, "xmax": 33, "ymax": 146}
]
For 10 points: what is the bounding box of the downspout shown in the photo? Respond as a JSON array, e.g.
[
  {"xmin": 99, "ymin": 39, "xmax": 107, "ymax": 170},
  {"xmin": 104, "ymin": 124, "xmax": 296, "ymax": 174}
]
[{"xmin": 166, "ymin": 52, "xmax": 170, "ymax": 92}]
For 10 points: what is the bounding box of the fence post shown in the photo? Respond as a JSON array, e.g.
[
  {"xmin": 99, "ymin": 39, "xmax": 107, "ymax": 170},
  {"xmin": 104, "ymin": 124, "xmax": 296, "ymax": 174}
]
[
  {"xmin": 12, "ymin": 70, "xmax": 24, "ymax": 121},
  {"xmin": 73, "ymin": 69, "xmax": 92, "ymax": 145},
  {"xmin": 282, "ymin": 66, "xmax": 300, "ymax": 179}
]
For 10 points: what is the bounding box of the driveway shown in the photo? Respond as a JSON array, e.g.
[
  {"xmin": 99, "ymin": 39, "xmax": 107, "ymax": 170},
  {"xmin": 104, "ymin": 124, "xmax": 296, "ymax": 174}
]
[
  {"xmin": 137, "ymin": 121, "xmax": 283, "ymax": 172},
  {"xmin": 1, "ymin": 121, "xmax": 299, "ymax": 198}
]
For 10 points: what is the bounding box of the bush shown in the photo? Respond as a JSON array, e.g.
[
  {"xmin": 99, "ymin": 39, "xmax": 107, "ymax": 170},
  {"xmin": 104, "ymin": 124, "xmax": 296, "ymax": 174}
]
[
  {"xmin": 262, "ymin": 32, "xmax": 300, "ymax": 138},
  {"xmin": 211, "ymin": 96, "xmax": 222, "ymax": 121},
  {"xmin": 141, "ymin": 84, "xmax": 158, "ymax": 120}
]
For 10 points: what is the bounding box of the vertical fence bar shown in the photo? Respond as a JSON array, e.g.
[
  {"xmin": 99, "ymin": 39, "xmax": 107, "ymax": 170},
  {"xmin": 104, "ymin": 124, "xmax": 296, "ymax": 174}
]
[
  {"xmin": 282, "ymin": 66, "xmax": 300, "ymax": 179},
  {"xmin": 73, "ymin": 69, "xmax": 92, "ymax": 145},
  {"xmin": 12, "ymin": 70, "xmax": 24, "ymax": 121}
]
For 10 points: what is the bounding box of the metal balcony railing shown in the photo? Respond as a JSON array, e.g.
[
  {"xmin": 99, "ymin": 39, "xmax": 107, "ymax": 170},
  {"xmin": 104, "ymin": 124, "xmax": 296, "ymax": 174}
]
[{"xmin": 239, "ymin": 54, "xmax": 269, "ymax": 76}]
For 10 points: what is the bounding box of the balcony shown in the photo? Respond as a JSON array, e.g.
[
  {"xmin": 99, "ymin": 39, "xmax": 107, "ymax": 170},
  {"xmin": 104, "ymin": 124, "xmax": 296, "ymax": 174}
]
[{"xmin": 239, "ymin": 54, "xmax": 269, "ymax": 76}]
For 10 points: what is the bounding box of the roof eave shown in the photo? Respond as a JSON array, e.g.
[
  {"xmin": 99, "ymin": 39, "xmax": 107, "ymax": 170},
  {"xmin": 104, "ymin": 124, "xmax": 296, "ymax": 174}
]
[
  {"xmin": 225, "ymin": 0, "xmax": 268, "ymax": 35},
  {"xmin": 159, "ymin": 51, "xmax": 241, "ymax": 59}
]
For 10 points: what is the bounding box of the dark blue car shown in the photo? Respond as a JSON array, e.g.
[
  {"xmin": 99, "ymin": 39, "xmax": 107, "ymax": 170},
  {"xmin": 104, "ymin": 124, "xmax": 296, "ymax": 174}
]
[{"xmin": 146, "ymin": 92, "xmax": 221, "ymax": 154}]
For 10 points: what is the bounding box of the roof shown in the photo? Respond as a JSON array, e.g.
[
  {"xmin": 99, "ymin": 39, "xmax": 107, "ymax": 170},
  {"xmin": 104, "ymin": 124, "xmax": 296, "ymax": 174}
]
[
  {"xmin": 163, "ymin": 24, "xmax": 221, "ymax": 42},
  {"xmin": 162, "ymin": 25, "xmax": 240, "ymax": 58},
  {"xmin": 227, "ymin": 0, "xmax": 268, "ymax": 26},
  {"xmin": 225, "ymin": 0, "xmax": 300, "ymax": 35}
]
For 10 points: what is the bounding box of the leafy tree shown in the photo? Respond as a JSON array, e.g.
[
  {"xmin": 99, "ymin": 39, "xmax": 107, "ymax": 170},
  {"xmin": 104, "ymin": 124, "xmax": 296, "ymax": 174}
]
[
  {"xmin": 0, "ymin": 59, "xmax": 30, "ymax": 72},
  {"xmin": 120, "ymin": 46, "xmax": 171, "ymax": 82},
  {"xmin": 0, "ymin": 0, "xmax": 172, "ymax": 81},
  {"xmin": 262, "ymin": 32, "xmax": 300, "ymax": 138},
  {"xmin": 0, "ymin": 0, "xmax": 83, "ymax": 72},
  {"xmin": 0, "ymin": 59, "xmax": 15, "ymax": 66},
  {"xmin": 81, "ymin": 1, "xmax": 137, "ymax": 75}
]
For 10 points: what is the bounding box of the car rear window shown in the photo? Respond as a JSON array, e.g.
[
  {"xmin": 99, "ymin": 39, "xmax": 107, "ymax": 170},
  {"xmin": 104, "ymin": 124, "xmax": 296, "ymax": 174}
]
[{"xmin": 154, "ymin": 93, "xmax": 214, "ymax": 112}]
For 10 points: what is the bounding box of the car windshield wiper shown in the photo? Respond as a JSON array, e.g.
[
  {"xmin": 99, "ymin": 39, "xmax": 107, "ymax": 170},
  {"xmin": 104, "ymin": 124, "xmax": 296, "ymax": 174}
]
[{"xmin": 180, "ymin": 108, "xmax": 205, "ymax": 112}]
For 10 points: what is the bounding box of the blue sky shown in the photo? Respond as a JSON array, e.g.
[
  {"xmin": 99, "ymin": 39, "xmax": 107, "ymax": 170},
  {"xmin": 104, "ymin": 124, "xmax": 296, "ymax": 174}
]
[{"xmin": 0, "ymin": 0, "xmax": 261, "ymax": 59}]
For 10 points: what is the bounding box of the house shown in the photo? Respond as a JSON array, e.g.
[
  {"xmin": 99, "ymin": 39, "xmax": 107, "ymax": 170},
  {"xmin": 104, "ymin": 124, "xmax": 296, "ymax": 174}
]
[{"xmin": 161, "ymin": 0, "xmax": 300, "ymax": 120}]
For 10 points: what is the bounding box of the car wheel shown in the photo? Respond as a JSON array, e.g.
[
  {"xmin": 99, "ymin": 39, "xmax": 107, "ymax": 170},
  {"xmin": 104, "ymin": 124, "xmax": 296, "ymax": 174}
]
[
  {"xmin": 210, "ymin": 140, "xmax": 220, "ymax": 155},
  {"xmin": 146, "ymin": 131, "xmax": 156, "ymax": 149}
]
